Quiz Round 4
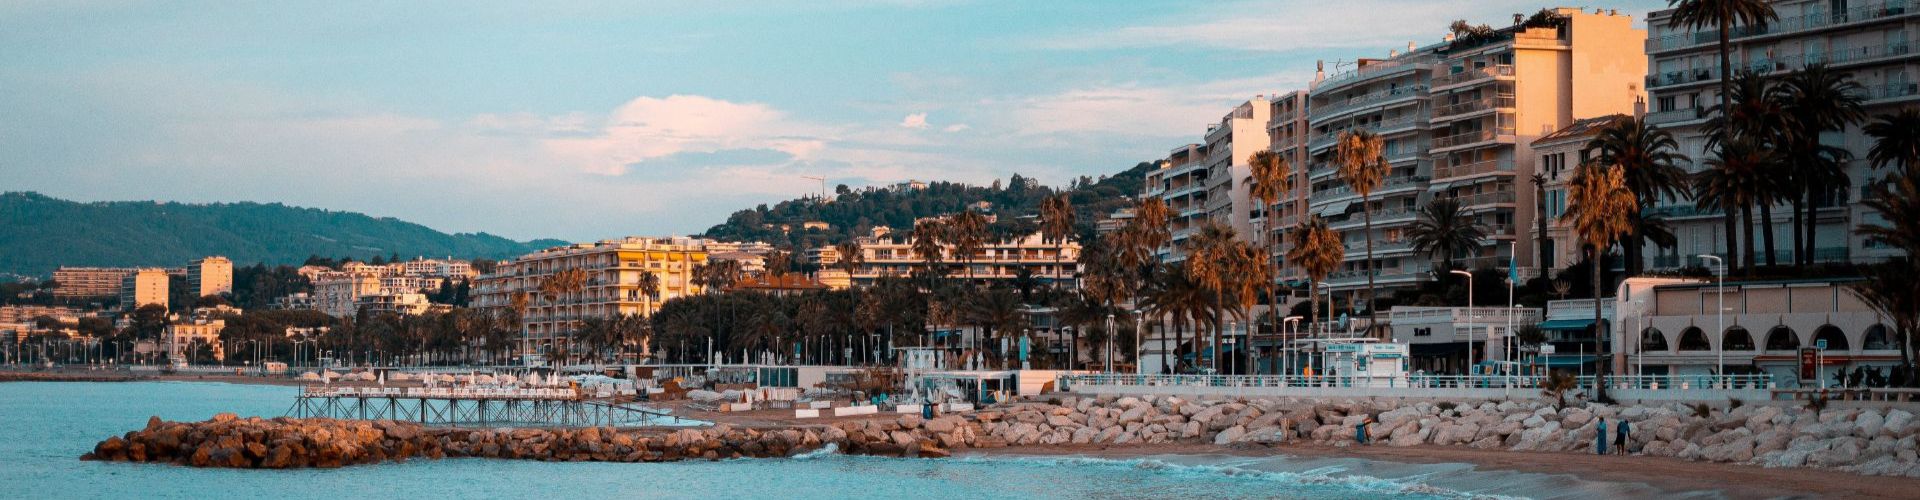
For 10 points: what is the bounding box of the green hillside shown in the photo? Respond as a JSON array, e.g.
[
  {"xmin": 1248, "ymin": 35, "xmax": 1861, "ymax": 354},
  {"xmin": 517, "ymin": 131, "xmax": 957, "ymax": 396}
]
[
  {"xmin": 702, "ymin": 163, "xmax": 1152, "ymax": 249},
  {"xmin": 0, "ymin": 192, "xmax": 565, "ymax": 277}
]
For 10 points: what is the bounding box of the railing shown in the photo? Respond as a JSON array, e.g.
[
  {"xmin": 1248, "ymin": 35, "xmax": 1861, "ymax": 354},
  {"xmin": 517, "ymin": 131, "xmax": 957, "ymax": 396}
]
[
  {"xmin": 1433, "ymin": 127, "xmax": 1515, "ymax": 149},
  {"xmin": 1648, "ymin": 67, "xmax": 1718, "ymax": 89},
  {"xmin": 301, "ymin": 385, "xmax": 582, "ymax": 401},
  {"xmin": 1644, "ymin": 107, "xmax": 1707, "ymax": 125},
  {"xmin": 1343, "ymin": 239, "xmax": 1412, "ymax": 252},
  {"xmin": 1432, "ymin": 158, "xmax": 1512, "ymax": 179},
  {"xmin": 1865, "ymin": 82, "xmax": 1920, "ymax": 102},
  {"xmin": 1309, "ymin": 176, "xmax": 1429, "ymax": 203},
  {"xmin": 1447, "ymin": 191, "xmax": 1517, "ymax": 207},
  {"xmin": 1316, "ymin": 61, "xmax": 1429, "ymax": 90},
  {"xmin": 1649, "ymin": 1, "xmax": 1917, "ymax": 52},
  {"xmin": 1058, "ymin": 373, "xmax": 1776, "ymax": 392},
  {"xmin": 1431, "ymin": 65, "xmax": 1514, "ymax": 88},
  {"xmin": 1433, "ymin": 95, "xmax": 1515, "ymax": 119},
  {"xmin": 1309, "ymin": 85, "xmax": 1430, "ymax": 121}
]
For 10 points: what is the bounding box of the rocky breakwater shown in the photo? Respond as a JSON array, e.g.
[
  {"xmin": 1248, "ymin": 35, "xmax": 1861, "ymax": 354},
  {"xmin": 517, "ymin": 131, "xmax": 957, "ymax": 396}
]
[{"xmin": 973, "ymin": 396, "xmax": 1920, "ymax": 478}]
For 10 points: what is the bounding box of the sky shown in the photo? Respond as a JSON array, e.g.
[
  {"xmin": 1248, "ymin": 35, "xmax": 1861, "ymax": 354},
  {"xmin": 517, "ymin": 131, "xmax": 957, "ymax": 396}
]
[{"xmin": 0, "ymin": 0, "xmax": 1671, "ymax": 242}]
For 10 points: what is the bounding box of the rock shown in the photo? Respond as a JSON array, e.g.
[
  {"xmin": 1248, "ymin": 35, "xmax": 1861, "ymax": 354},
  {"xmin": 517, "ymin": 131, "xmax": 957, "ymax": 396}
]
[
  {"xmin": 1884, "ymin": 410, "xmax": 1915, "ymax": 437},
  {"xmin": 212, "ymin": 413, "xmax": 238, "ymax": 423},
  {"xmin": 1213, "ymin": 425, "xmax": 1246, "ymax": 445},
  {"xmin": 925, "ymin": 416, "xmax": 963, "ymax": 434},
  {"xmin": 1856, "ymin": 410, "xmax": 1887, "ymax": 438}
]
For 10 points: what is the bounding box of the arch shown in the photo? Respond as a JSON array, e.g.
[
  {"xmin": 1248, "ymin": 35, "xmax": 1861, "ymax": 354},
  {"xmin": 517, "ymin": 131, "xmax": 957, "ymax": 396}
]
[
  {"xmin": 1678, "ymin": 326, "xmax": 1711, "ymax": 351},
  {"xmin": 1813, "ymin": 325, "xmax": 1849, "ymax": 351},
  {"xmin": 1722, "ymin": 326, "xmax": 1755, "ymax": 351},
  {"xmin": 1765, "ymin": 326, "xmax": 1800, "ymax": 351},
  {"xmin": 1864, "ymin": 324, "xmax": 1893, "ymax": 350},
  {"xmin": 1641, "ymin": 327, "xmax": 1669, "ymax": 352}
]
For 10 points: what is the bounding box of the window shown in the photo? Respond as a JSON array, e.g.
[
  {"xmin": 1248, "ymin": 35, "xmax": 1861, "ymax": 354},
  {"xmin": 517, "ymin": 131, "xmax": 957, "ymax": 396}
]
[{"xmin": 1657, "ymin": 96, "xmax": 1676, "ymax": 112}]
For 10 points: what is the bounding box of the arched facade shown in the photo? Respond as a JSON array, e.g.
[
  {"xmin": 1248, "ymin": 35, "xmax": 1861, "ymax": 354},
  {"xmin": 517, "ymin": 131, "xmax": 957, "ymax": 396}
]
[
  {"xmin": 1864, "ymin": 324, "xmax": 1893, "ymax": 351},
  {"xmin": 1814, "ymin": 325, "xmax": 1850, "ymax": 351},
  {"xmin": 1678, "ymin": 326, "xmax": 1710, "ymax": 351},
  {"xmin": 1765, "ymin": 326, "xmax": 1799, "ymax": 351},
  {"xmin": 1641, "ymin": 327, "xmax": 1669, "ymax": 352},
  {"xmin": 1722, "ymin": 326, "xmax": 1754, "ymax": 351}
]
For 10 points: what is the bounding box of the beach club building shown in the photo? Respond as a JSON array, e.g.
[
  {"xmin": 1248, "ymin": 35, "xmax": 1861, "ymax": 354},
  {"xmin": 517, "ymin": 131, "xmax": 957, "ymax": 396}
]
[{"xmin": 1613, "ymin": 277, "xmax": 1901, "ymax": 386}]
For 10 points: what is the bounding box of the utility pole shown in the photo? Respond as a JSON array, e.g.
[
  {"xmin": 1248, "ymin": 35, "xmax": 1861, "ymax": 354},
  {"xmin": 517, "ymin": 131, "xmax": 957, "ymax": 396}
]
[{"xmin": 800, "ymin": 175, "xmax": 827, "ymax": 202}]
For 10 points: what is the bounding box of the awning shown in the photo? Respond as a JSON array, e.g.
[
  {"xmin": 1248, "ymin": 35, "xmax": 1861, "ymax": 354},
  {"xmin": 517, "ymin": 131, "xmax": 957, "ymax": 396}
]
[
  {"xmin": 1316, "ymin": 200, "xmax": 1353, "ymax": 218},
  {"xmin": 1409, "ymin": 342, "xmax": 1469, "ymax": 356},
  {"xmin": 1539, "ymin": 318, "xmax": 1597, "ymax": 331}
]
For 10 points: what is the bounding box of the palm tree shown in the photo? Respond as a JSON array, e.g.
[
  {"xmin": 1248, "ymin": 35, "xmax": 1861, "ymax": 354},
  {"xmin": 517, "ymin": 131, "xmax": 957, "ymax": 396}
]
[
  {"xmin": 1407, "ymin": 198, "xmax": 1487, "ymax": 275},
  {"xmin": 1246, "ymin": 149, "xmax": 1293, "ymax": 366},
  {"xmin": 834, "ymin": 239, "xmax": 866, "ymax": 362},
  {"xmin": 1705, "ymin": 71, "xmax": 1790, "ymax": 268},
  {"xmin": 537, "ymin": 268, "xmax": 588, "ymax": 365},
  {"xmin": 1666, "ymin": 0, "xmax": 1777, "ymax": 146},
  {"xmin": 764, "ymin": 250, "xmax": 792, "ymax": 278},
  {"xmin": 1286, "ymin": 216, "xmax": 1344, "ymax": 342},
  {"xmin": 1335, "ymin": 129, "xmax": 1387, "ymax": 314},
  {"xmin": 1695, "ymin": 139, "xmax": 1775, "ymax": 278},
  {"xmin": 1532, "ymin": 173, "xmax": 1551, "ymax": 271},
  {"xmin": 963, "ymin": 288, "xmax": 1027, "ymax": 368},
  {"xmin": 1585, "ymin": 115, "xmax": 1689, "ymax": 274},
  {"xmin": 1564, "ymin": 161, "xmax": 1638, "ymax": 379},
  {"xmin": 1850, "ymin": 258, "xmax": 1917, "ymax": 370},
  {"xmin": 1118, "ymin": 197, "xmax": 1172, "ymax": 370},
  {"xmin": 1774, "ymin": 64, "xmax": 1866, "ymax": 265},
  {"xmin": 504, "ymin": 291, "xmax": 529, "ymax": 363},
  {"xmin": 1139, "ymin": 262, "xmax": 1209, "ymax": 374},
  {"xmin": 910, "ymin": 221, "xmax": 945, "ymax": 285},
  {"xmin": 945, "ymin": 211, "xmax": 990, "ymax": 287},
  {"xmin": 636, "ymin": 271, "xmax": 661, "ymax": 359},
  {"xmin": 1866, "ymin": 109, "xmax": 1920, "ymax": 175},
  {"xmin": 1040, "ymin": 194, "xmax": 1077, "ymax": 288},
  {"xmin": 1860, "ymin": 170, "xmax": 1920, "ymax": 263},
  {"xmin": 1184, "ymin": 221, "xmax": 1241, "ymax": 372}
]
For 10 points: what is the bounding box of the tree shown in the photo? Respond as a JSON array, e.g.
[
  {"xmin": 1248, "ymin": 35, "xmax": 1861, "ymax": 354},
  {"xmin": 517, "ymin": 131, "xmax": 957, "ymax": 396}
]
[
  {"xmin": 1694, "ymin": 139, "xmax": 1775, "ymax": 278},
  {"xmin": 1040, "ymin": 194, "xmax": 1077, "ymax": 288},
  {"xmin": 1407, "ymin": 198, "xmax": 1487, "ymax": 275},
  {"xmin": 1532, "ymin": 173, "xmax": 1551, "ymax": 270},
  {"xmin": 537, "ymin": 268, "xmax": 588, "ymax": 363},
  {"xmin": 1865, "ymin": 109, "xmax": 1920, "ymax": 174},
  {"xmin": 1850, "ymin": 258, "xmax": 1917, "ymax": 371},
  {"xmin": 1539, "ymin": 370, "xmax": 1579, "ymax": 408},
  {"xmin": 636, "ymin": 270, "xmax": 662, "ymax": 359},
  {"xmin": 962, "ymin": 288, "xmax": 1026, "ymax": 368},
  {"xmin": 1287, "ymin": 216, "xmax": 1344, "ymax": 342},
  {"xmin": 835, "ymin": 239, "xmax": 866, "ymax": 362},
  {"xmin": 1584, "ymin": 115, "xmax": 1688, "ymax": 274},
  {"xmin": 1336, "ymin": 129, "xmax": 1387, "ymax": 314},
  {"xmin": 1246, "ymin": 149, "xmax": 1293, "ymax": 365},
  {"xmin": 1774, "ymin": 64, "xmax": 1865, "ymax": 265},
  {"xmin": 1564, "ymin": 161, "xmax": 1637, "ymax": 379},
  {"xmin": 1704, "ymin": 71, "xmax": 1790, "ymax": 268},
  {"xmin": 944, "ymin": 211, "xmax": 990, "ymax": 286},
  {"xmin": 1139, "ymin": 262, "xmax": 1210, "ymax": 374},
  {"xmin": 1666, "ymin": 0, "xmax": 1777, "ymax": 163}
]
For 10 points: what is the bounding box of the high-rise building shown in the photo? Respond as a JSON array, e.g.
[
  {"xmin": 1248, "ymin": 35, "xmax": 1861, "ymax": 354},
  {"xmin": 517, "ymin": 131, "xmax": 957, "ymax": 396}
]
[
  {"xmin": 471, "ymin": 237, "xmax": 709, "ymax": 357},
  {"xmin": 312, "ymin": 272, "xmax": 382, "ymax": 318},
  {"xmin": 1202, "ymin": 98, "xmax": 1274, "ymax": 241},
  {"xmin": 1297, "ymin": 8, "xmax": 1645, "ymax": 301},
  {"xmin": 52, "ymin": 267, "xmax": 139, "ymax": 299},
  {"xmin": 1141, "ymin": 144, "xmax": 1206, "ymax": 260},
  {"xmin": 186, "ymin": 256, "xmax": 233, "ymax": 298},
  {"xmin": 1642, "ymin": 0, "xmax": 1917, "ymax": 269},
  {"xmin": 119, "ymin": 268, "xmax": 170, "ymax": 311}
]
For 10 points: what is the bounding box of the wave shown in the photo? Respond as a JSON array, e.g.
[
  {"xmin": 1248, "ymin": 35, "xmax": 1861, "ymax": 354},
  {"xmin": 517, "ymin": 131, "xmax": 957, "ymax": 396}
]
[
  {"xmin": 790, "ymin": 443, "xmax": 839, "ymax": 460},
  {"xmin": 944, "ymin": 454, "xmax": 1520, "ymax": 499}
]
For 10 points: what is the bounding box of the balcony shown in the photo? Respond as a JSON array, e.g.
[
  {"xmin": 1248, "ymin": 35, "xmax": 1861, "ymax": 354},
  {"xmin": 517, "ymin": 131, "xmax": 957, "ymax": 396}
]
[
  {"xmin": 1433, "ymin": 127, "xmax": 1516, "ymax": 150},
  {"xmin": 1432, "ymin": 95, "xmax": 1515, "ymax": 120},
  {"xmin": 1433, "ymin": 158, "xmax": 1513, "ymax": 179},
  {"xmin": 1865, "ymin": 82, "xmax": 1920, "ymax": 102},
  {"xmin": 1309, "ymin": 85, "xmax": 1430, "ymax": 121},
  {"xmin": 1431, "ymin": 65, "xmax": 1514, "ymax": 90},
  {"xmin": 1644, "ymin": 107, "xmax": 1708, "ymax": 125},
  {"xmin": 1649, "ymin": 1, "xmax": 1917, "ymax": 53},
  {"xmin": 1447, "ymin": 191, "xmax": 1517, "ymax": 208},
  {"xmin": 1314, "ymin": 61, "xmax": 1431, "ymax": 93},
  {"xmin": 1308, "ymin": 176, "xmax": 1430, "ymax": 203},
  {"xmin": 1648, "ymin": 67, "xmax": 1718, "ymax": 89},
  {"xmin": 1311, "ymin": 114, "xmax": 1428, "ymax": 150},
  {"xmin": 1746, "ymin": 42, "xmax": 1914, "ymax": 75}
]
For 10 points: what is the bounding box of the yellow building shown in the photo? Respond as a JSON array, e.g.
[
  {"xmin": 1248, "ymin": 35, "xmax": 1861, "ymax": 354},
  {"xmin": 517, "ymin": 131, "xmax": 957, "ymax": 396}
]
[
  {"xmin": 119, "ymin": 268, "xmax": 170, "ymax": 311},
  {"xmin": 842, "ymin": 230, "xmax": 1078, "ymax": 285},
  {"xmin": 187, "ymin": 256, "xmax": 233, "ymax": 298},
  {"xmin": 472, "ymin": 237, "xmax": 709, "ymax": 357},
  {"xmin": 165, "ymin": 318, "xmax": 225, "ymax": 362}
]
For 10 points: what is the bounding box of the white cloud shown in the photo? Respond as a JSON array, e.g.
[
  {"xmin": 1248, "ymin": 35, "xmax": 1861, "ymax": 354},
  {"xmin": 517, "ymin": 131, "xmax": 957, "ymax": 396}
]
[
  {"xmin": 899, "ymin": 112, "xmax": 929, "ymax": 129},
  {"xmin": 943, "ymin": 123, "xmax": 970, "ymax": 132},
  {"xmin": 543, "ymin": 95, "xmax": 832, "ymax": 176},
  {"xmin": 1006, "ymin": 73, "xmax": 1306, "ymax": 138}
]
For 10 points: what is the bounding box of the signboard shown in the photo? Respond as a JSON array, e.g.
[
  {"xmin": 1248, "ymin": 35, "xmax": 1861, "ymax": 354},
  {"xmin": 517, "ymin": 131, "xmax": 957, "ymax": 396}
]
[
  {"xmin": 1799, "ymin": 347, "xmax": 1818, "ymax": 380},
  {"xmin": 1816, "ymin": 339, "xmax": 1828, "ymax": 351},
  {"xmin": 1539, "ymin": 344, "xmax": 1556, "ymax": 355}
]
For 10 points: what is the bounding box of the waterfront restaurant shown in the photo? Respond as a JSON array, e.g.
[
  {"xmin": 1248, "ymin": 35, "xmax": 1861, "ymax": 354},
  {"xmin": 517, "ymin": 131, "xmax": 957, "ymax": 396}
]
[
  {"xmin": 1386, "ymin": 306, "xmax": 1541, "ymax": 374},
  {"xmin": 1615, "ymin": 277, "xmax": 1901, "ymax": 387}
]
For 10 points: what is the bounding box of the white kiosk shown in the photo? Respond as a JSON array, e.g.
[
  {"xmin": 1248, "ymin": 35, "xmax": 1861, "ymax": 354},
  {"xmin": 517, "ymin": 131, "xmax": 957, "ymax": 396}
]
[{"xmin": 1317, "ymin": 339, "xmax": 1411, "ymax": 388}]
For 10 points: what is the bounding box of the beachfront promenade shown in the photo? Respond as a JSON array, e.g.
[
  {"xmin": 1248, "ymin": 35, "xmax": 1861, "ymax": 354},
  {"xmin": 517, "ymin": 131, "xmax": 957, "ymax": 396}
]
[{"xmin": 1057, "ymin": 373, "xmax": 1787, "ymax": 404}]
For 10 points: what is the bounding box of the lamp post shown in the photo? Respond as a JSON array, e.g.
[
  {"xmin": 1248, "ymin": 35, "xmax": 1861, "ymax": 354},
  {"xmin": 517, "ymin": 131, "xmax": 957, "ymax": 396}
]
[
  {"xmin": 1698, "ymin": 254, "xmax": 1725, "ymax": 384},
  {"xmin": 1449, "ymin": 269, "xmax": 1475, "ymax": 376},
  {"xmin": 1104, "ymin": 313, "xmax": 1115, "ymax": 373},
  {"xmin": 1283, "ymin": 316, "xmax": 1302, "ymax": 379}
]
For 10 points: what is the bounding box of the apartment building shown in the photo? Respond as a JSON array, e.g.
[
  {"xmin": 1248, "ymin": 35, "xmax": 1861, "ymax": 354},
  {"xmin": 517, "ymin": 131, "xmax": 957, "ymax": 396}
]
[
  {"xmin": 312, "ymin": 272, "xmax": 382, "ymax": 318},
  {"xmin": 471, "ymin": 237, "xmax": 708, "ymax": 357},
  {"xmin": 1643, "ymin": 0, "xmax": 1918, "ymax": 269},
  {"xmin": 1299, "ymin": 8, "xmax": 1645, "ymax": 301},
  {"xmin": 1619, "ymin": 277, "xmax": 1899, "ymax": 385},
  {"xmin": 1266, "ymin": 91, "xmax": 1314, "ymax": 284},
  {"xmin": 186, "ymin": 256, "xmax": 233, "ymax": 298},
  {"xmin": 1201, "ymin": 98, "xmax": 1274, "ymax": 242},
  {"xmin": 1141, "ymin": 144, "xmax": 1208, "ymax": 260},
  {"xmin": 119, "ymin": 268, "xmax": 170, "ymax": 311},
  {"xmin": 52, "ymin": 267, "xmax": 139, "ymax": 298},
  {"xmin": 840, "ymin": 230, "xmax": 1079, "ymax": 285},
  {"xmin": 1529, "ymin": 115, "xmax": 1632, "ymax": 275}
]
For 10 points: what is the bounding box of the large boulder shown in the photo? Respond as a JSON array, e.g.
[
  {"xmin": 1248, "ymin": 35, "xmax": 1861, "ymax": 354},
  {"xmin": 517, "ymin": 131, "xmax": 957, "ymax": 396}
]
[{"xmin": 1213, "ymin": 425, "xmax": 1246, "ymax": 445}]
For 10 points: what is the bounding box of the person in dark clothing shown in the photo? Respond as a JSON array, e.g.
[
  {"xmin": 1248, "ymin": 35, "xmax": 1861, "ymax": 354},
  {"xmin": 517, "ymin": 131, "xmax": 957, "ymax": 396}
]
[
  {"xmin": 1614, "ymin": 418, "xmax": 1632, "ymax": 455},
  {"xmin": 1355, "ymin": 414, "xmax": 1373, "ymax": 445},
  {"xmin": 1595, "ymin": 418, "xmax": 1608, "ymax": 455}
]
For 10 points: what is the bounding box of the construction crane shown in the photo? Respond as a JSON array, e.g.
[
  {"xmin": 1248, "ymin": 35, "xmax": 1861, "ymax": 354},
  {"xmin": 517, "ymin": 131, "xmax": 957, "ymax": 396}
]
[{"xmin": 800, "ymin": 175, "xmax": 827, "ymax": 202}]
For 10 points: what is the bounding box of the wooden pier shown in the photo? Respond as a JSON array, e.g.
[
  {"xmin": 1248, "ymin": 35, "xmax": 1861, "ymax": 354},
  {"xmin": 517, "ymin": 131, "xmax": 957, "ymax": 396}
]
[{"xmin": 286, "ymin": 386, "xmax": 690, "ymax": 427}]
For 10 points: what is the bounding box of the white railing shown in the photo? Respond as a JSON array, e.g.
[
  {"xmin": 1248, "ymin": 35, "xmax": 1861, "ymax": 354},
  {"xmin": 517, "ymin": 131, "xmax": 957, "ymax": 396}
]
[
  {"xmin": 1431, "ymin": 65, "xmax": 1514, "ymax": 88},
  {"xmin": 1058, "ymin": 373, "xmax": 1775, "ymax": 392},
  {"xmin": 301, "ymin": 385, "xmax": 581, "ymax": 400}
]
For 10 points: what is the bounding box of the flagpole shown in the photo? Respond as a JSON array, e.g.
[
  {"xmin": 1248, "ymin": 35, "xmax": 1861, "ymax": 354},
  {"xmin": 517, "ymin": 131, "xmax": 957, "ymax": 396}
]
[{"xmin": 1508, "ymin": 240, "xmax": 1517, "ymax": 392}]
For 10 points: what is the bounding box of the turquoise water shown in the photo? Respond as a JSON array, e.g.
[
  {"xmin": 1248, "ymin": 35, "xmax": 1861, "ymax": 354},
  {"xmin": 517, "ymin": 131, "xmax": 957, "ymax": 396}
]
[{"xmin": 0, "ymin": 381, "xmax": 1697, "ymax": 499}]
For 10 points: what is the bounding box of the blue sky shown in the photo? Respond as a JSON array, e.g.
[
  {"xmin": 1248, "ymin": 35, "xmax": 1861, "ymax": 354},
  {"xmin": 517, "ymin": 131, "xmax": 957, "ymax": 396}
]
[{"xmin": 0, "ymin": 0, "xmax": 1670, "ymax": 241}]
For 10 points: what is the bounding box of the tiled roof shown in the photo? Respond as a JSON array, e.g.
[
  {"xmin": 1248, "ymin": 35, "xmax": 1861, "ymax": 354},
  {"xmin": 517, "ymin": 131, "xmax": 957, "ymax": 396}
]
[{"xmin": 1531, "ymin": 114, "xmax": 1628, "ymax": 146}]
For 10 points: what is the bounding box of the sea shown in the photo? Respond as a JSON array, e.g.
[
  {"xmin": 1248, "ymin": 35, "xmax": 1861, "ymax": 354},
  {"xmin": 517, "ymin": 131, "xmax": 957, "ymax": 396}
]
[{"xmin": 0, "ymin": 381, "xmax": 1712, "ymax": 499}]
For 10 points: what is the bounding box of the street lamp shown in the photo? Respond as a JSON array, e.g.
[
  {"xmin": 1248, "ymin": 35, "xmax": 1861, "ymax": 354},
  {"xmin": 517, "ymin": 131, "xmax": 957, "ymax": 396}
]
[
  {"xmin": 1283, "ymin": 316, "xmax": 1303, "ymax": 378},
  {"xmin": 1104, "ymin": 313, "xmax": 1116, "ymax": 373},
  {"xmin": 1698, "ymin": 254, "xmax": 1725, "ymax": 385},
  {"xmin": 1449, "ymin": 269, "xmax": 1475, "ymax": 376}
]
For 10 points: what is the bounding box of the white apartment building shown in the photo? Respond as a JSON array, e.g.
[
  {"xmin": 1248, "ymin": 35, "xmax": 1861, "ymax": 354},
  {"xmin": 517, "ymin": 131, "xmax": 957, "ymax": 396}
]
[
  {"xmin": 1299, "ymin": 8, "xmax": 1646, "ymax": 301},
  {"xmin": 842, "ymin": 230, "xmax": 1079, "ymax": 285},
  {"xmin": 313, "ymin": 272, "xmax": 381, "ymax": 318},
  {"xmin": 471, "ymin": 237, "xmax": 708, "ymax": 357},
  {"xmin": 1643, "ymin": 0, "xmax": 1918, "ymax": 269},
  {"xmin": 1202, "ymin": 98, "xmax": 1273, "ymax": 241},
  {"xmin": 52, "ymin": 267, "xmax": 138, "ymax": 299},
  {"xmin": 187, "ymin": 256, "xmax": 233, "ymax": 298},
  {"xmin": 1142, "ymin": 144, "xmax": 1208, "ymax": 261},
  {"xmin": 119, "ymin": 268, "xmax": 170, "ymax": 311}
]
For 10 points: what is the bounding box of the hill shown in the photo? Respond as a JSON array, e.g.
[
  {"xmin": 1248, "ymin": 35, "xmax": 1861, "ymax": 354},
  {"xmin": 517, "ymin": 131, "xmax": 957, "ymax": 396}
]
[
  {"xmin": 701, "ymin": 163, "xmax": 1152, "ymax": 249},
  {"xmin": 0, "ymin": 192, "xmax": 566, "ymax": 277}
]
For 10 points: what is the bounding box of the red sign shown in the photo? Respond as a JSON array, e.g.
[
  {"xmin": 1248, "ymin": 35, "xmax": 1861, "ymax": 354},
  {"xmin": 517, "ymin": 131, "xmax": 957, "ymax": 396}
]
[{"xmin": 1799, "ymin": 348, "xmax": 1818, "ymax": 380}]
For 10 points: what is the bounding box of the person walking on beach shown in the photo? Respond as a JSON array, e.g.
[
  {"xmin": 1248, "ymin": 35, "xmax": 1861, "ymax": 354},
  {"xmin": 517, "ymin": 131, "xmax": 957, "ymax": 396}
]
[
  {"xmin": 1614, "ymin": 418, "xmax": 1632, "ymax": 455},
  {"xmin": 1595, "ymin": 418, "xmax": 1608, "ymax": 455}
]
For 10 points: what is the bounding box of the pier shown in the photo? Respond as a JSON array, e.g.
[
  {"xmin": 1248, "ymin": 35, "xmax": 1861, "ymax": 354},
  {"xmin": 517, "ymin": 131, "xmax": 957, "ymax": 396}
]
[{"xmin": 286, "ymin": 386, "xmax": 692, "ymax": 428}]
